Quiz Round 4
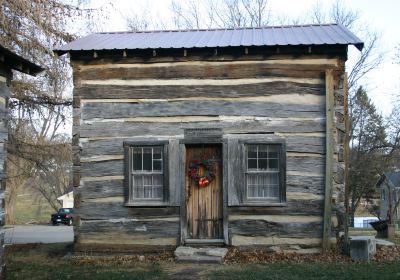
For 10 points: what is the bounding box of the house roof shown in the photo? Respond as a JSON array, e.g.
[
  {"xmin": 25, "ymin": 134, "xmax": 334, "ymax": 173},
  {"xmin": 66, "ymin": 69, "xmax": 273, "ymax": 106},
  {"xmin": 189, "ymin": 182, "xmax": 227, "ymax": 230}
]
[
  {"xmin": 376, "ymin": 172, "xmax": 400, "ymax": 189},
  {"xmin": 0, "ymin": 43, "xmax": 43, "ymax": 76},
  {"xmin": 386, "ymin": 172, "xmax": 400, "ymax": 188},
  {"xmin": 54, "ymin": 23, "xmax": 364, "ymax": 55},
  {"xmin": 57, "ymin": 191, "xmax": 73, "ymax": 200}
]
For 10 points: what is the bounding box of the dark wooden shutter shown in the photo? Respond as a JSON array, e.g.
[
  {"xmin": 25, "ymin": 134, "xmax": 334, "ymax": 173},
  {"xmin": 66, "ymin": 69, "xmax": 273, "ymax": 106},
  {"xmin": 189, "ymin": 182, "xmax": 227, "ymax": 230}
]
[
  {"xmin": 168, "ymin": 139, "xmax": 181, "ymax": 206},
  {"xmin": 227, "ymin": 138, "xmax": 242, "ymax": 206}
]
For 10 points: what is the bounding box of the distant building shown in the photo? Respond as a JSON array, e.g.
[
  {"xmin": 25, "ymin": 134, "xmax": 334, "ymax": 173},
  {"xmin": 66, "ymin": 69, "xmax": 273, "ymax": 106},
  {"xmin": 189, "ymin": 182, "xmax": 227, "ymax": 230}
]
[
  {"xmin": 376, "ymin": 172, "xmax": 400, "ymax": 223},
  {"xmin": 57, "ymin": 187, "xmax": 74, "ymax": 208},
  {"xmin": 353, "ymin": 216, "xmax": 378, "ymax": 229}
]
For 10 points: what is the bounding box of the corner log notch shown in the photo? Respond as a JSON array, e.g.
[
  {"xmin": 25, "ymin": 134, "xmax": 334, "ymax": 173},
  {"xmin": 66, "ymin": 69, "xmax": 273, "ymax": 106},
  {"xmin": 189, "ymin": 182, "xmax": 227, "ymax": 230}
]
[{"xmin": 322, "ymin": 69, "xmax": 334, "ymax": 252}]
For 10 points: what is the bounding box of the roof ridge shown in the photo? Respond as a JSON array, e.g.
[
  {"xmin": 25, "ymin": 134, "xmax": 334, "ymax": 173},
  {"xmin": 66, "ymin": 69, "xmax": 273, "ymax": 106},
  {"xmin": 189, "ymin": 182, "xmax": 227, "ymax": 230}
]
[{"xmin": 96, "ymin": 23, "xmax": 339, "ymax": 35}]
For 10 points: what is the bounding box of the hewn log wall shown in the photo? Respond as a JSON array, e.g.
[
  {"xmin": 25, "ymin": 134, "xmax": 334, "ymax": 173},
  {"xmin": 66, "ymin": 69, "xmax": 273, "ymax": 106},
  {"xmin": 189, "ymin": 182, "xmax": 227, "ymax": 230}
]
[
  {"xmin": 0, "ymin": 78, "xmax": 8, "ymax": 184},
  {"xmin": 72, "ymin": 55, "xmax": 345, "ymax": 252}
]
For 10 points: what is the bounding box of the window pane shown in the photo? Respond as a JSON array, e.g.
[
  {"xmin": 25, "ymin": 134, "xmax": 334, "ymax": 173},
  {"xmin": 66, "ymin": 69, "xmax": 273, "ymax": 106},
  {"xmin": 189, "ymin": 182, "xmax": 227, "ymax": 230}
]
[
  {"xmin": 268, "ymin": 146, "xmax": 279, "ymax": 158},
  {"xmin": 132, "ymin": 148, "xmax": 142, "ymax": 171},
  {"xmin": 153, "ymin": 147, "xmax": 162, "ymax": 159},
  {"xmin": 153, "ymin": 160, "xmax": 162, "ymax": 171},
  {"xmin": 143, "ymin": 147, "xmax": 152, "ymax": 171},
  {"xmin": 247, "ymin": 173, "xmax": 280, "ymax": 199},
  {"xmin": 258, "ymin": 159, "xmax": 268, "ymax": 170},
  {"xmin": 268, "ymin": 158, "xmax": 279, "ymax": 170},
  {"xmin": 132, "ymin": 172, "xmax": 163, "ymax": 199},
  {"xmin": 152, "ymin": 174, "xmax": 163, "ymax": 199},
  {"xmin": 269, "ymin": 184, "xmax": 279, "ymax": 198},
  {"xmin": 247, "ymin": 146, "xmax": 257, "ymax": 158},
  {"xmin": 258, "ymin": 145, "xmax": 268, "ymax": 158},
  {"xmin": 133, "ymin": 175, "xmax": 143, "ymax": 198},
  {"xmin": 248, "ymin": 159, "xmax": 257, "ymax": 169},
  {"xmin": 143, "ymin": 175, "xmax": 153, "ymax": 198}
]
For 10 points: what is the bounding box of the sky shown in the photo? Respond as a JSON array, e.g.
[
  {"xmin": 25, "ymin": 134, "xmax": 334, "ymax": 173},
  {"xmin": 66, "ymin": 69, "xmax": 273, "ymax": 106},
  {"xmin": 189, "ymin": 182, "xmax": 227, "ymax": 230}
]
[{"xmin": 85, "ymin": 0, "xmax": 400, "ymax": 116}]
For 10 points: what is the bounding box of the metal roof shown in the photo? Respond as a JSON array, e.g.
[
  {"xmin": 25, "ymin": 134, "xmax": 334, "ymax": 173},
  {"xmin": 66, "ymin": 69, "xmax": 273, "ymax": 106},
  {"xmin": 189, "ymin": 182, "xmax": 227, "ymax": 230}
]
[
  {"xmin": 0, "ymin": 44, "xmax": 43, "ymax": 76},
  {"xmin": 386, "ymin": 172, "xmax": 400, "ymax": 189},
  {"xmin": 55, "ymin": 24, "xmax": 364, "ymax": 54}
]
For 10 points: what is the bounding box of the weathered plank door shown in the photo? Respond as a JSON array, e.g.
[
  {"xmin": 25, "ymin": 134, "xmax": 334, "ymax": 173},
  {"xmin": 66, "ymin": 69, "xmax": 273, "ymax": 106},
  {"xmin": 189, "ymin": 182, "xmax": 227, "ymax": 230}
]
[{"xmin": 186, "ymin": 144, "xmax": 223, "ymax": 239}]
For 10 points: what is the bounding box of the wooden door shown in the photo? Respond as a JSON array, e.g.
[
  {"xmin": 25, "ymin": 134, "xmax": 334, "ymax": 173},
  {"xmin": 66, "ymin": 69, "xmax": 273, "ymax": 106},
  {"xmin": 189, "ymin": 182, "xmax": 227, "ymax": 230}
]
[{"xmin": 186, "ymin": 144, "xmax": 223, "ymax": 239}]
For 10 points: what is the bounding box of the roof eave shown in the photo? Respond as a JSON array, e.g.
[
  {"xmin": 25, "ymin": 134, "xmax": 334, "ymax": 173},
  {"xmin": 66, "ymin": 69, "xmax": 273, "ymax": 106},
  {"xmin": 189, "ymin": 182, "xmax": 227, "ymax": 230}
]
[
  {"xmin": 354, "ymin": 42, "xmax": 364, "ymax": 51},
  {"xmin": 0, "ymin": 45, "xmax": 44, "ymax": 76}
]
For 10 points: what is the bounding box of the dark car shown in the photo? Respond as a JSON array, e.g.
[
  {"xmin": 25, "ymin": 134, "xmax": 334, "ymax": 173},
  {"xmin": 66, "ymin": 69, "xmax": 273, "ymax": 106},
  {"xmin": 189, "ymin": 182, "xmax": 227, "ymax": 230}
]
[{"xmin": 51, "ymin": 208, "xmax": 74, "ymax": 226}]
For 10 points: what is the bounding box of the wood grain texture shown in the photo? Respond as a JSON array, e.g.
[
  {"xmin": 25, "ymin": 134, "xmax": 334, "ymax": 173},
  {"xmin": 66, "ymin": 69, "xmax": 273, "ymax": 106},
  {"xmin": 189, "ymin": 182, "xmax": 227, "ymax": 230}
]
[
  {"xmin": 287, "ymin": 155, "xmax": 325, "ymax": 174},
  {"xmin": 231, "ymin": 236, "xmax": 322, "ymax": 247},
  {"xmin": 78, "ymin": 234, "xmax": 178, "ymax": 246},
  {"xmin": 79, "ymin": 219, "xmax": 179, "ymax": 239},
  {"xmin": 80, "ymin": 118, "xmax": 325, "ymax": 138},
  {"xmin": 227, "ymin": 138, "xmax": 241, "ymax": 206},
  {"xmin": 323, "ymin": 69, "xmax": 334, "ymax": 252},
  {"xmin": 77, "ymin": 63, "xmax": 326, "ymax": 80},
  {"xmin": 78, "ymin": 179, "xmax": 124, "ymax": 199},
  {"xmin": 78, "ymin": 202, "xmax": 180, "ymax": 220},
  {"xmin": 81, "ymin": 77, "xmax": 323, "ymax": 87},
  {"xmin": 81, "ymin": 100, "xmax": 324, "ymax": 121},
  {"xmin": 229, "ymin": 219, "xmax": 322, "ymax": 238},
  {"xmin": 75, "ymin": 82, "xmax": 324, "ymax": 99},
  {"xmin": 81, "ymin": 159, "xmax": 123, "ymax": 177},
  {"xmin": 228, "ymin": 197, "xmax": 324, "ymax": 216},
  {"xmin": 77, "ymin": 58, "xmax": 339, "ymax": 70},
  {"xmin": 186, "ymin": 145, "xmax": 223, "ymax": 239},
  {"xmin": 168, "ymin": 139, "xmax": 181, "ymax": 206},
  {"xmin": 286, "ymin": 175, "xmax": 325, "ymax": 194},
  {"xmin": 71, "ymin": 53, "xmax": 345, "ymax": 66}
]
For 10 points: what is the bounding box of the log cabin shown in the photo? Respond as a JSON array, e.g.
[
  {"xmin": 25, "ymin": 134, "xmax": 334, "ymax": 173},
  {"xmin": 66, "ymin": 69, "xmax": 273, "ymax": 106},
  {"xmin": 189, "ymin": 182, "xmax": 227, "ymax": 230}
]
[{"xmin": 55, "ymin": 24, "xmax": 363, "ymax": 254}]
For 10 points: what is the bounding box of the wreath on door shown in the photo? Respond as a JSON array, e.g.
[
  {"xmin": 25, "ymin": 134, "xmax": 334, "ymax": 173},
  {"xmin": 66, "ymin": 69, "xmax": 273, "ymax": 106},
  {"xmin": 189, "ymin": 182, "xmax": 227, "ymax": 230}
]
[{"xmin": 188, "ymin": 159, "xmax": 215, "ymax": 187}]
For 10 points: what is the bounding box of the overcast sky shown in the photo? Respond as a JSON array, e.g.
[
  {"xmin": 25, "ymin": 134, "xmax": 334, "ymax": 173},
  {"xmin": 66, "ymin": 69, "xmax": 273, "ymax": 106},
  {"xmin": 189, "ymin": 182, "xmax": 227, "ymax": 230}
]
[{"xmin": 85, "ymin": 0, "xmax": 400, "ymax": 116}]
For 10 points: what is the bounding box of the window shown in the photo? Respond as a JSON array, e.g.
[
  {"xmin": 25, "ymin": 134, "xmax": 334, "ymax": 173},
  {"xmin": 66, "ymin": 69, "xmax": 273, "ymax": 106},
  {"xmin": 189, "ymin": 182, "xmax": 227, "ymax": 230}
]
[
  {"xmin": 125, "ymin": 143, "xmax": 168, "ymax": 205},
  {"xmin": 244, "ymin": 143, "xmax": 285, "ymax": 203},
  {"xmin": 381, "ymin": 189, "xmax": 386, "ymax": 201}
]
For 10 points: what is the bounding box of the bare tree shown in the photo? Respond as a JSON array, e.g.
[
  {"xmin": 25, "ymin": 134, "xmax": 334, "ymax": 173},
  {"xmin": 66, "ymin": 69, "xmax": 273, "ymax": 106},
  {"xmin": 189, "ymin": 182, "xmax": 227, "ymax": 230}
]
[
  {"xmin": 126, "ymin": 0, "xmax": 272, "ymax": 31},
  {"xmin": 308, "ymin": 0, "xmax": 383, "ymax": 94},
  {"xmin": 0, "ymin": 0, "xmax": 103, "ymax": 223}
]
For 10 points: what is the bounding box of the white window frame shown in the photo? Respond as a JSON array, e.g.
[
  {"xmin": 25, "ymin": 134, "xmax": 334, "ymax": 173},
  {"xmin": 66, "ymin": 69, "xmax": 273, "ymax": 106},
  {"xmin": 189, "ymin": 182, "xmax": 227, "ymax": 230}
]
[
  {"xmin": 240, "ymin": 139, "xmax": 286, "ymax": 205},
  {"xmin": 124, "ymin": 141, "xmax": 168, "ymax": 206}
]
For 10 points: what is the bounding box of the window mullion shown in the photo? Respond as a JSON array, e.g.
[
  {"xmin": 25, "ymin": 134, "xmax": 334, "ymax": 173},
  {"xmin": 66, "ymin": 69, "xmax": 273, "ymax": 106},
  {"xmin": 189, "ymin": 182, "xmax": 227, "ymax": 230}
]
[
  {"xmin": 151, "ymin": 147, "xmax": 154, "ymax": 172},
  {"xmin": 141, "ymin": 147, "xmax": 143, "ymax": 172}
]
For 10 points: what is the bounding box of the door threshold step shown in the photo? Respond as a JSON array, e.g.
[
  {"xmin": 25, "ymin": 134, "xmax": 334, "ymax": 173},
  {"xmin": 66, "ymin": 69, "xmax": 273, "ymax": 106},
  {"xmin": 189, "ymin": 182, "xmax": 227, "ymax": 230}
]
[
  {"xmin": 184, "ymin": 239, "xmax": 225, "ymax": 246},
  {"xmin": 174, "ymin": 246, "xmax": 228, "ymax": 263}
]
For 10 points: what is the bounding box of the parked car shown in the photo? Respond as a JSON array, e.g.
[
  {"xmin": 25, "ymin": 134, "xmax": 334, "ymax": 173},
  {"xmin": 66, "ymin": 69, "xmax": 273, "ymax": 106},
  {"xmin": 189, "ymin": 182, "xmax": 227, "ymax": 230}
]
[{"xmin": 51, "ymin": 208, "xmax": 74, "ymax": 226}]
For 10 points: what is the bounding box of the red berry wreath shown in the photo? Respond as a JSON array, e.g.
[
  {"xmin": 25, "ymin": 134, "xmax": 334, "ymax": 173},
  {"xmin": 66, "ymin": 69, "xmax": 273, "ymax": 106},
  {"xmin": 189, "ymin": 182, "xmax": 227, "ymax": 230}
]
[{"xmin": 188, "ymin": 159, "xmax": 215, "ymax": 187}]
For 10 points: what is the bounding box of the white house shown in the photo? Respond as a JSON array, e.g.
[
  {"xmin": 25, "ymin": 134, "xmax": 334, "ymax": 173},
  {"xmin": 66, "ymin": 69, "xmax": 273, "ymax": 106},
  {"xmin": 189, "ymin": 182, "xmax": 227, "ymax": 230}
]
[{"xmin": 57, "ymin": 189, "xmax": 74, "ymax": 208}]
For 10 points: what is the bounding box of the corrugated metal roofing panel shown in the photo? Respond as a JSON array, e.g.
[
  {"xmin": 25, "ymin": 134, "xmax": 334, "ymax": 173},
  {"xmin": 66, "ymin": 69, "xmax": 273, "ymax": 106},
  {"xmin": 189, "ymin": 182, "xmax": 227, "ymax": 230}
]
[{"xmin": 55, "ymin": 24, "xmax": 363, "ymax": 53}]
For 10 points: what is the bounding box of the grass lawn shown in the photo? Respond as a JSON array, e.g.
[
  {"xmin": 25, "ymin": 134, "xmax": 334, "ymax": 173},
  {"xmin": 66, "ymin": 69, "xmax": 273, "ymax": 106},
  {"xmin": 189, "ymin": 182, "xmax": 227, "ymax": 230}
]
[
  {"xmin": 211, "ymin": 263, "xmax": 400, "ymax": 280},
  {"xmin": 348, "ymin": 227, "xmax": 377, "ymax": 236},
  {"xmin": 5, "ymin": 244, "xmax": 400, "ymax": 280},
  {"xmin": 14, "ymin": 188, "xmax": 56, "ymax": 224}
]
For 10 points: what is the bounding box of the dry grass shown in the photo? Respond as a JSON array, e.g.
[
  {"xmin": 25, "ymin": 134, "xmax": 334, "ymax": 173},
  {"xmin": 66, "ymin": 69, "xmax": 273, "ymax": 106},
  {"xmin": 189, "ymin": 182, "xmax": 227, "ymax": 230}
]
[{"xmin": 5, "ymin": 243, "xmax": 400, "ymax": 280}]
